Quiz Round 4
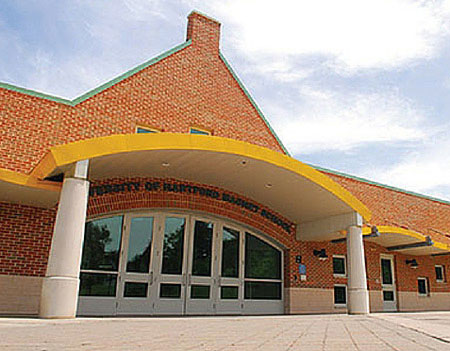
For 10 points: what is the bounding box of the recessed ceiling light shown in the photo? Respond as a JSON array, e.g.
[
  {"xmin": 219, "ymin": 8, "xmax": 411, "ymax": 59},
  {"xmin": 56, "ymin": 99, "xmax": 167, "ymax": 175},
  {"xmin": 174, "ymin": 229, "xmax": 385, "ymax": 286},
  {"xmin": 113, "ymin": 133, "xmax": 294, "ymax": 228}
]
[
  {"xmin": 241, "ymin": 160, "xmax": 247, "ymax": 166},
  {"xmin": 162, "ymin": 162, "xmax": 170, "ymax": 167},
  {"xmin": 265, "ymin": 183, "xmax": 273, "ymax": 188}
]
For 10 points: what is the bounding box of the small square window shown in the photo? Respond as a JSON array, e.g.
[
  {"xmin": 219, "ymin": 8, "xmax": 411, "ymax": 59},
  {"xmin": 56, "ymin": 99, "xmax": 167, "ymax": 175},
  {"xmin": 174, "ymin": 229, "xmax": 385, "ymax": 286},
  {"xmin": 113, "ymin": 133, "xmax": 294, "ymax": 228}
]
[
  {"xmin": 189, "ymin": 127, "xmax": 211, "ymax": 135},
  {"xmin": 418, "ymin": 277, "xmax": 429, "ymax": 296},
  {"xmin": 136, "ymin": 126, "xmax": 159, "ymax": 133},
  {"xmin": 435, "ymin": 265, "xmax": 445, "ymax": 282},
  {"xmin": 333, "ymin": 256, "xmax": 346, "ymax": 276},
  {"xmin": 334, "ymin": 285, "xmax": 347, "ymax": 305}
]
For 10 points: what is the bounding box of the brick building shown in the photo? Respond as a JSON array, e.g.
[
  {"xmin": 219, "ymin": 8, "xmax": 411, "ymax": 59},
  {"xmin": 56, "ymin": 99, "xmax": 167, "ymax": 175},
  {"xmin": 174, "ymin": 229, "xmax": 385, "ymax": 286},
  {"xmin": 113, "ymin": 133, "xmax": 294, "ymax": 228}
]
[{"xmin": 1, "ymin": 11, "xmax": 449, "ymax": 318}]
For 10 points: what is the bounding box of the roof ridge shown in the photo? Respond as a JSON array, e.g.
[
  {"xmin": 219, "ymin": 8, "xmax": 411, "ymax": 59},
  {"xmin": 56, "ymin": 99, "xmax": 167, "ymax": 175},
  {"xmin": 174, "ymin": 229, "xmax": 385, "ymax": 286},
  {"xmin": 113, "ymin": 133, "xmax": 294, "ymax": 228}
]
[
  {"xmin": 219, "ymin": 52, "xmax": 290, "ymax": 156},
  {"xmin": 0, "ymin": 40, "xmax": 192, "ymax": 107},
  {"xmin": 311, "ymin": 163, "xmax": 450, "ymax": 206}
]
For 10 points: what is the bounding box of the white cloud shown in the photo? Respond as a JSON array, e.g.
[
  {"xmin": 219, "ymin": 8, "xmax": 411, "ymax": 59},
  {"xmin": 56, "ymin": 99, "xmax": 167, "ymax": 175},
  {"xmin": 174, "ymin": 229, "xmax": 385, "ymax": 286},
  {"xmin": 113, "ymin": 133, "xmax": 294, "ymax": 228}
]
[
  {"xmin": 266, "ymin": 86, "xmax": 429, "ymax": 153},
  {"xmin": 190, "ymin": 0, "xmax": 450, "ymax": 75},
  {"xmin": 366, "ymin": 135, "xmax": 450, "ymax": 200}
]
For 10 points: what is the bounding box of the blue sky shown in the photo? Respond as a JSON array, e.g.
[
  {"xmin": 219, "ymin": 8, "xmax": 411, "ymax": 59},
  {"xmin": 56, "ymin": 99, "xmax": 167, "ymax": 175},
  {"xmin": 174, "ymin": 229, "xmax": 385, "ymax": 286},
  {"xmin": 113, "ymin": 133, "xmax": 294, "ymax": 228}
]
[{"xmin": 2, "ymin": 0, "xmax": 450, "ymax": 200}]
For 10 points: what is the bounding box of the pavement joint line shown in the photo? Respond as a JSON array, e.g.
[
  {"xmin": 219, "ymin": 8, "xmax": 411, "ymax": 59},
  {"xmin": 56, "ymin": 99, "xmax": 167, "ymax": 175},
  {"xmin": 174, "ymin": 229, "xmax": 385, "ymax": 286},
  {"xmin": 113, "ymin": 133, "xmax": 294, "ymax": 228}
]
[
  {"xmin": 286, "ymin": 319, "xmax": 317, "ymax": 350},
  {"xmin": 369, "ymin": 315, "xmax": 449, "ymax": 349},
  {"xmin": 342, "ymin": 319, "xmax": 363, "ymax": 351},
  {"xmin": 357, "ymin": 318, "xmax": 401, "ymax": 351}
]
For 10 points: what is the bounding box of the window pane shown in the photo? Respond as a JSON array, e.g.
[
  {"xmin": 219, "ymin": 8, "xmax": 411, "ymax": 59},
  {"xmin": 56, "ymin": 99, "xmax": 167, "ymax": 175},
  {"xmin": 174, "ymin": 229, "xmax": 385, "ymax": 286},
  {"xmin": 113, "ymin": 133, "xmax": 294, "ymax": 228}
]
[
  {"xmin": 383, "ymin": 290, "xmax": 394, "ymax": 301},
  {"xmin": 191, "ymin": 220, "xmax": 213, "ymax": 277},
  {"xmin": 191, "ymin": 285, "xmax": 210, "ymax": 299},
  {"xmin": 221, "ymin": 286, "xmax": 239, "ymax": 299},
  {"xmin": 137, "ymin": 127, "xmax": 156, "ymax": 133},
  {"xmin": 222, "ymin": 227, "xmax": 239, "ymax": 278},
  {"xmin": 190, "ymin": 128, "xmax": 209, "ymax": 135},
  {"xmin": 81, "ymin": 216, "xmax": 123, "ymax": 271},
  {"xmin": 334, "ymin": 286, "xmax": 346, "ymax": 304},
  {"xmin": 333, "ymin": 257, "xmax": 346, "ymax": 275},
  {"xmin": 161, "ymin": 217, "xmax": 185, "ymax": 275},
  {"xmin": 418, "ymin": 279, "xmax": 427, "ymax": 294},
  {"xmin": 381, "ymin": 259, "xmax": 393, "ymax": 285},
  {"xmin": 160, "ymin": 284, "xmax": 181, "ymax": 298},
  {"xmin": 79, "ymin": 273, "xmax": 117, "ymax": 297},
  {"xmin": 245, "ymin": 233, "xmax": 281, "ymax": 279},
  {"xmin": 124, "ymin": 282, "xmax": 148, "ymax": 298},
  {"xmin": 244, "ymin": 281, "xmax": 281, "ymax": 300},
  {"xmin": 436, "ymin": 266, "xmax": 444, "ymax": 281},
  {"xmin": 126, "ymin": 217, "xmax": 154, "ymax": 273}
]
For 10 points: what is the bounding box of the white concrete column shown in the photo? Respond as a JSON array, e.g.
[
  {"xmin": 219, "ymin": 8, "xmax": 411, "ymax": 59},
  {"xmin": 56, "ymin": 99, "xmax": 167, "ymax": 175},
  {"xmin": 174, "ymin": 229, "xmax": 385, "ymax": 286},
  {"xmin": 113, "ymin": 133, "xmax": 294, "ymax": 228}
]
[
  {"xmin": 40, "ymin": 160, "xmax": 89, "ymax": 318},
  {"xmin": 346, "ymin": 222, "xmax": 370, "ymax": 314}
]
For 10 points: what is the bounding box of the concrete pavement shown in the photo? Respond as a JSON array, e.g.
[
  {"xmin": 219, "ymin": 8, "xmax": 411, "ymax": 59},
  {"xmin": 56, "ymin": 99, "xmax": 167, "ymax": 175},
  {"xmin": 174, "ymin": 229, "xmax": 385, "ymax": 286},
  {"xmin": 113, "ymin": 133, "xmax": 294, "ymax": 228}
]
[{"xmin": 1, "ymin": 312, "xmax": 450, "ymax": 350}]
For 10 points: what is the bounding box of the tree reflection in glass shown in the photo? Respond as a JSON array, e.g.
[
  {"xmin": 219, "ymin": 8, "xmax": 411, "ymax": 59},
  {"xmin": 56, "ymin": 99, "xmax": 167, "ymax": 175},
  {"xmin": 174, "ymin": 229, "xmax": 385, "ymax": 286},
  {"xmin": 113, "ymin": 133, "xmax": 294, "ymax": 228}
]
[
  {"xmin": 126, "ymin": 217, "xmax": 154, "ymax": 273},
  {"xmin": 81, "ymin": 216, "xmax": 123, "ymax": 271},
  {"xmin": 245, "ymin": 233, "xmax": 281, "ymax": 279},
  {"xmin": 161, "ymin": 217, "xmax": 185, "ymax": 275},
  {"xmin": 222, "ymin": 227, "xmax": 239, "ymax": 278},
  {"xmin": 192, "ymin": 220, "xmax": 213, "ymax": 277}
]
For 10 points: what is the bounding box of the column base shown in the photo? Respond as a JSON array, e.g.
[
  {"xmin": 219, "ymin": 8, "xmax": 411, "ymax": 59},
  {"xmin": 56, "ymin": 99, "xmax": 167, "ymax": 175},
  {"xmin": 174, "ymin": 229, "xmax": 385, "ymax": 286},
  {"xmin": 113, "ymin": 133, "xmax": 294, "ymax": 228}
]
[
  {"xmin": 39, "ymin": 276, "xmax": 79, "ymax": 318},
  {"xmin": 348, "ymin": 288, "xmax": 370, "ymax": 314}
]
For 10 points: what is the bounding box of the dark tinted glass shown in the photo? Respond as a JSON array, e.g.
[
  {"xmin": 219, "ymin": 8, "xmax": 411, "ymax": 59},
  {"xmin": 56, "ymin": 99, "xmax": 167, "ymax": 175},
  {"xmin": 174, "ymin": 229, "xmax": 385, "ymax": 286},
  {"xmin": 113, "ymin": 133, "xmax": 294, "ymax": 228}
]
[
  {"xmin": 124, "ymin": 282, "xmax": 148, "ymax": 298},
  {"xmin": 126, "ymin": 217, "xmax": 153, "ymax": 273},
  {"xmin": 334, "ymin": 286, "xmax": 346, "ymax": 304},
  {"xmin": 79, "ymin": 273, "xmax": 117, "ymax": 297},
  {"xmin": 436, "ymin": 266, "xmax": 444, "ymax": 281},
  {"xmin": 221, "ymin": 286, "xmax": 239, "ymax": 299},
  {"xmin": 191, "ymin": 285, "xmax": 210, "ymax": 299},
  {"xmin": 190, "ymin": 128, "xmax": 209, "ymax": 135},
  {"xmin": 191, "ymin": 221, "xmax": 213, "ymax": 276},
  {"xmin": 222, "ymin": 227, "xmax": 239, "ymax": 278},
  {"xmin": 161, "ymin": 217, "xmax": 185, "ymax": 275},
  {"xmin": 244, "ymin": 281, "xmax": 281, "ymax": 300},
  {"xmin": 333, "ymin": 257, "xmax": 346, "ymax": 275},
  {"xmin": 81, "ymin": 216, "xmax": 123, "ymax": 271},
  {"xmin": 245, "ymin": 233, "xmax": 281, "ymax": 279},
  {"xmin": 160, "ymin": 284, "xmax": 181, "ymax": 298},
  {"xmin": 136, "ymin": 127, "xmax": 156, "ymax": 133},
  {"xmin": 418, "ymin": 279, "xmax": 427, "ymax": 294},
  {"xmin": 383, "ymin": 290, "xmax": 394, "ymax": 301},
  {"xmin": 381, "ymin": 259, "xmax": 393, "ymax": 285}
]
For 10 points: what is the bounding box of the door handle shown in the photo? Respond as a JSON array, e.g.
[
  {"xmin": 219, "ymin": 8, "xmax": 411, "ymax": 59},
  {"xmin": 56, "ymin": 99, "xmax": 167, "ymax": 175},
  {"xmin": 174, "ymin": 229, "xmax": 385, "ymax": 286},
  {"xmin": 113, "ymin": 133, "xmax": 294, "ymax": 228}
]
[
  {"xmin": 182, "ymin": 273, "xmax": 186, "ymax": 286},
  {"xmin": 187, "ymin": 273, "xmax": 191, "ymax": 286},
  {"xmin": 150, "ymin": 271, "xmax": 154, "ymax": 285}
]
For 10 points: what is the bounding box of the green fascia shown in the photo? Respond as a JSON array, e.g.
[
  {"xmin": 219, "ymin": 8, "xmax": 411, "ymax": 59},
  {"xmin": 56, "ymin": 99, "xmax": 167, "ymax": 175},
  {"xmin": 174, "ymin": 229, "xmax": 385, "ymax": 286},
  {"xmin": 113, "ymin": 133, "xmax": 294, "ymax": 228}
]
[
  {"xmin": 0, "ymin": 40, "xmax": 192, "ymax": 107},
  {"xmin": 219, "ymin": 52, "xmax": 290, "ymax": 156},
  {"xmin": 311, "ymin": 163, "xmax": 450, "ymax": 206}
]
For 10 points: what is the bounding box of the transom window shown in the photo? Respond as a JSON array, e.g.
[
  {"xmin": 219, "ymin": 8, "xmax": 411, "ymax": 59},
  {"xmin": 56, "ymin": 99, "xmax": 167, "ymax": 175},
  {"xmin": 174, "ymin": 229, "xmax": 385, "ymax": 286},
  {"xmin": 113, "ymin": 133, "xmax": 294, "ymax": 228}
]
[
  {"xmin": 136, "ymin": 126, "xmax": 159, "ymax": 133},
  {"xmin": 189, "ymin": 127, "xmax": 211, "ymax": 135}
]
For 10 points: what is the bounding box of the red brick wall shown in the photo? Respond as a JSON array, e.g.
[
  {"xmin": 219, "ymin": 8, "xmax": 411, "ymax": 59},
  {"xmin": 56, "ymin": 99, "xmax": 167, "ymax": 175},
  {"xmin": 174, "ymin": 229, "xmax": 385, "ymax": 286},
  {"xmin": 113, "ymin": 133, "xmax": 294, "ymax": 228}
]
[
  {"xmin": 0, "ymin": 13, "xmax": 284, "ymax": 174},
  {"xmin": 326, "ymin": 172, "xmax": 450, "ymax": 246},
  {"xmin": 0, "ymin": 202, "xmax": 55, "ymax": 276}
]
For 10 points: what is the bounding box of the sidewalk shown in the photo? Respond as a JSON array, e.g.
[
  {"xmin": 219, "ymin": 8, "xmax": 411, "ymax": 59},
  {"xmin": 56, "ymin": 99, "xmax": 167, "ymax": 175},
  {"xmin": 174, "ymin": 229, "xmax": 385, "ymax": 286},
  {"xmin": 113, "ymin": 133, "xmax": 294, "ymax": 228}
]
[{"xmin": 1, "ymin": 313, "xmax": 449, "ymax": 350}]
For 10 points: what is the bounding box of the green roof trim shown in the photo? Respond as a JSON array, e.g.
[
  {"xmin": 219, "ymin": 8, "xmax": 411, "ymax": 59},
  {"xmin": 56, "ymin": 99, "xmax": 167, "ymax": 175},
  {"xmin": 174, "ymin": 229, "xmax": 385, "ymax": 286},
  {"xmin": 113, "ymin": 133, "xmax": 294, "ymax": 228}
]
[
  {"xmin": 0, "ymin": 81, "xmax": 73, "ymax": 105},
  {"xmin": 311, "ymin": 163, "xmax": 450, "ymax": 206},
  {"xmin": 219, "ymin": 52, "xmax": 290, "ymax": 156},
  {"xmin": 0, "ymin": 40, "xmax": 192, "ymax": 107}
]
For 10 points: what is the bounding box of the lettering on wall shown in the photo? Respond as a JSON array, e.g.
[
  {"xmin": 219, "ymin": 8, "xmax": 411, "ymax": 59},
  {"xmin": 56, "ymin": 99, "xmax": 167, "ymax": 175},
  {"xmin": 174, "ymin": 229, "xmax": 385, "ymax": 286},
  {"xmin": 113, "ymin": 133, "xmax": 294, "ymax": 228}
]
[{"xmin": 89, "ymin": 181, "xmax": 294, "ymax": 234}]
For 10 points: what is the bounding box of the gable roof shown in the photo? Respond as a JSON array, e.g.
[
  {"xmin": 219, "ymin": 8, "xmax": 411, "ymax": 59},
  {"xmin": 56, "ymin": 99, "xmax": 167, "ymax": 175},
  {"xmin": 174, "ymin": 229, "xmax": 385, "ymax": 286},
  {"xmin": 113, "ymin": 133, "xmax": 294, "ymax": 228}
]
[{"xmin": 0, "ymin": 41, "xmax": 289, "ymax": 155}]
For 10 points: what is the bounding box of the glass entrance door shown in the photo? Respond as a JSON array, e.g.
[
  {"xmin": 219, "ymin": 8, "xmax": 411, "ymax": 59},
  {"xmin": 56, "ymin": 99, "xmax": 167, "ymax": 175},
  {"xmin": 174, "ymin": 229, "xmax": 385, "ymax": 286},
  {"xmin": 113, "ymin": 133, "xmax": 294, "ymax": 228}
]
[
  {"xmin": 153, "ymin": 215, "xmax": 188, "ymax": 315},
  {"xmin": 78, "ymin": 211, "xmax": 283, "ymax": 316},
  {"xmin": 381, "ymin": 255, "xmax": 397, "ymax": 312},
  {"xmin": 185, "ymin": 218, "xmax": 217, "ymax": 315},
  {"xmin": 116, "ymin": 215, "xmax": 157, "ymax": 315}
]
